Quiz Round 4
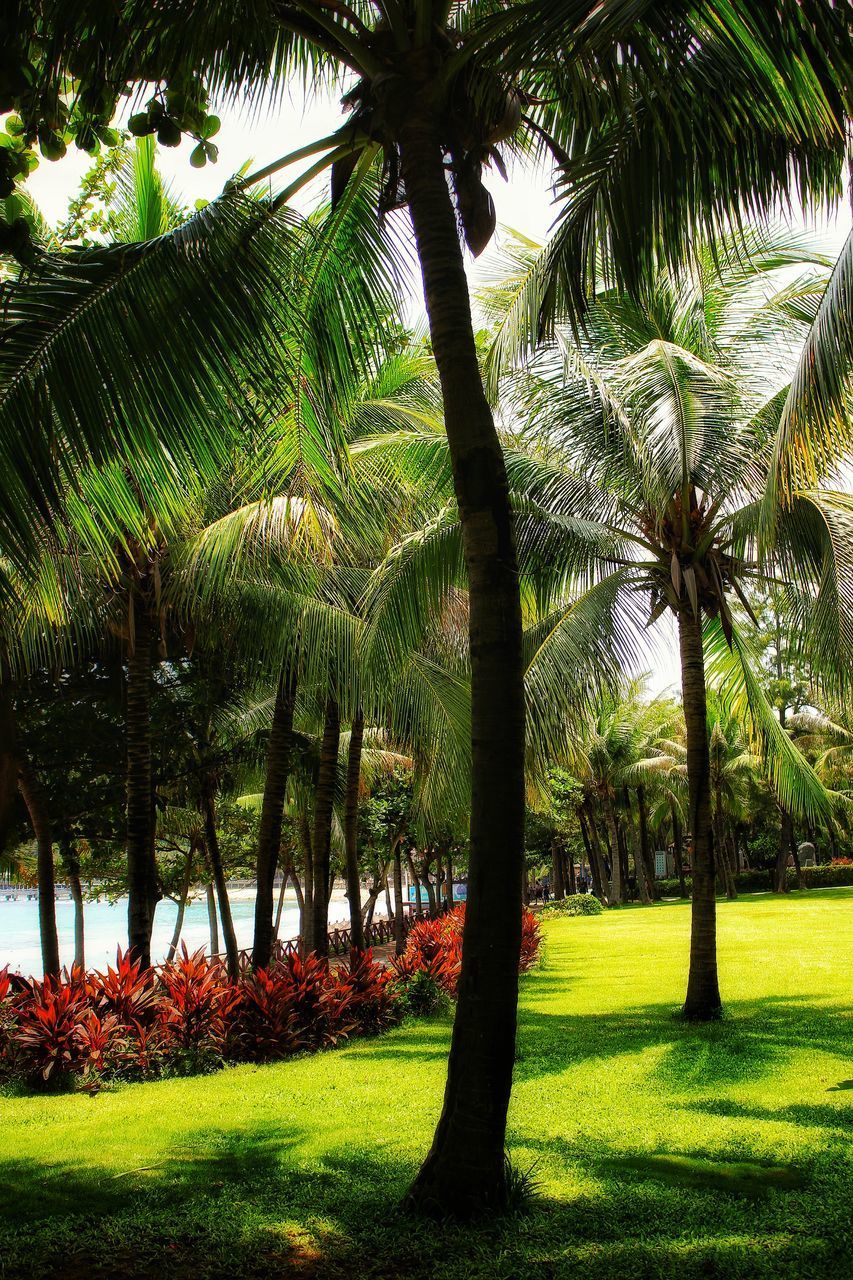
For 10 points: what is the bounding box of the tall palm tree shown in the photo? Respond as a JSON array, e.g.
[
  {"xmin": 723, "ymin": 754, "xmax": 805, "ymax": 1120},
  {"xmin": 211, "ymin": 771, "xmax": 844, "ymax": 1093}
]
[
  {"xmin": 483, "ymin": 230, "xmax": 843, "ymax": 1017},
  {"xmin": 5, "ymin": 0, "xmax": 849, "ymax": 1213}
]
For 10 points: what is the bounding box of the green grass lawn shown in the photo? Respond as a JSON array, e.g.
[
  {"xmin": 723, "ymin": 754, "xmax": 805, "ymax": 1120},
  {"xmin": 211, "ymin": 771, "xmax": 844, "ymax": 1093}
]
[{"xmin": 2, "ymin": 889, "xmax": 851, "ymax": 1280}]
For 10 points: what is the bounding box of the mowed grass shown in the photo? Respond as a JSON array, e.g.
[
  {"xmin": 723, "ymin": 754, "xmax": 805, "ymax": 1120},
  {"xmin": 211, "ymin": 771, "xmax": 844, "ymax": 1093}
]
[{"xmin": 1, "ymin": 889, "xmax": 851, "ymax": 1280}]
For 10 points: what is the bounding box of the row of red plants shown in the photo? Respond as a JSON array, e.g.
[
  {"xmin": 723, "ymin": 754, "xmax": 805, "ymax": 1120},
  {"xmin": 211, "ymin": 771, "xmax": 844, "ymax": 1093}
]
[{"xmin": 0, "ymin": 906, "xmax": 540, "ymax": 1091}]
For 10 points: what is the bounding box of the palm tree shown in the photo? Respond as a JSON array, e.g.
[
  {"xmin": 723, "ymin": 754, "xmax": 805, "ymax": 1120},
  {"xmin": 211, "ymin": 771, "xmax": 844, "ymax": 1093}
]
[
  {"xmin": 484, "ymin": 230, "xmax": 842, "ymax": 1018},
  {"xmin": 6, "ymin": 0, "xmax": 849, "ymax": 1213}
]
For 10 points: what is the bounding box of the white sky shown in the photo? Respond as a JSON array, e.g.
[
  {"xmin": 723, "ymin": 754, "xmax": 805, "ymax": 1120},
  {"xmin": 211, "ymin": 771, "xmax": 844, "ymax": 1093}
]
[{"xmin": 22, "ymin": 89, "xmax": 851, "ymax": 697}]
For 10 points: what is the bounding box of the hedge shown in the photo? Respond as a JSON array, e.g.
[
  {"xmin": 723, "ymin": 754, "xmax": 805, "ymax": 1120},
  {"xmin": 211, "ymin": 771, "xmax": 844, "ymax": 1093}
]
[{"xmin": 654, "ymin": 863, "xmax": 853, "ymax": 898}]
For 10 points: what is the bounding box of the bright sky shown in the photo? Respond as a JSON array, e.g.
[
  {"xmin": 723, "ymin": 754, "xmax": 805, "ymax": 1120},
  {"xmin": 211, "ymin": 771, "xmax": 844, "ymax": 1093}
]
[{"xmin": 24, "ymin": 88, "xmax": 851, "ymax": 698}]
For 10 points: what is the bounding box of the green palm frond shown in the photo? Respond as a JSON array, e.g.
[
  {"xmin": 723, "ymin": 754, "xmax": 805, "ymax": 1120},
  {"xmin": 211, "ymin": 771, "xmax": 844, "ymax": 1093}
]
[{"xmin": 705, "ymin": 613, "xmax": 832, "ymax": 824}]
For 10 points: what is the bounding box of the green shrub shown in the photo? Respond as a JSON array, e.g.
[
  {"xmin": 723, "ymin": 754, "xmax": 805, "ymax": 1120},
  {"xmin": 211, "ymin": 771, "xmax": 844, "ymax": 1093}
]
[
  {"xmin": 541, "ymin": 893, "xmax": 604, "ymax": 917},
  {"xmin": 399, "ymin": 970, "xmax": 450, "ymax": 1017}
]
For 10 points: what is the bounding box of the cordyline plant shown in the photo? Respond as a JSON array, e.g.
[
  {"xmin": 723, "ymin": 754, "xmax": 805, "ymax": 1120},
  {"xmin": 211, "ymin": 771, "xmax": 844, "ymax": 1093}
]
[{"xmin": 1, "ymin": 0, "xmax": 849, "ymax": 1216}]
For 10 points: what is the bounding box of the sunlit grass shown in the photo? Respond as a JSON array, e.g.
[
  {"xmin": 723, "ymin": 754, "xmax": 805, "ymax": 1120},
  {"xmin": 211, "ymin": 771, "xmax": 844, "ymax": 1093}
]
[{"xmin": 2, "ymin": 889, "xmax": 851, "ymax": 1278}]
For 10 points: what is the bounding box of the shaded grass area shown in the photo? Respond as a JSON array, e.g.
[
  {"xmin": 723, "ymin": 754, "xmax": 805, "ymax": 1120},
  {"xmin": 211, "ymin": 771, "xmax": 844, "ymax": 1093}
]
[{"xmin": 1, "ymin": 889, "xmax": 851, "ymax": 1279}]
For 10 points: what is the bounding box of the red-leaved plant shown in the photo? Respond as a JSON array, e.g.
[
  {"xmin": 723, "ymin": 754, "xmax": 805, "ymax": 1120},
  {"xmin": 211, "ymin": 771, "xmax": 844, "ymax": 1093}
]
[
  {"xmin": 330, "ymin": 949, "xmax": 403, "ymax": 1036},
  {"xmin": 157, "ymin": 946, "xmax": 236, "ymax": 1072}
]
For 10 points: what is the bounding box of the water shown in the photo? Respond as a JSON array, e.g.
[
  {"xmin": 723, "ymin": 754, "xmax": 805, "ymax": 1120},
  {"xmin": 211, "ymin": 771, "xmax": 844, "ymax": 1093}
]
[{"xmin": 0, "ymin": 886, "xmax": 362, "ymax": 978}]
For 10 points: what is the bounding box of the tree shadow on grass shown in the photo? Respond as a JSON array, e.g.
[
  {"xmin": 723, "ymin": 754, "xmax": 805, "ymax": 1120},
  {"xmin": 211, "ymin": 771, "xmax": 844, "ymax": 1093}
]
[
  {"xmin": 512, "ymin": 994, "xmax": 853, "ymax": 1093},
  {"xmin": 0, "ymin": 1133, "xmax": 849, "ymax": 1280}
]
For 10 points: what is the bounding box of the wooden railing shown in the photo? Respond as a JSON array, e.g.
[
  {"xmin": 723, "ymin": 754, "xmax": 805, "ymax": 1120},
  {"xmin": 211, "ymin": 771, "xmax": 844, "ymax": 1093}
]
[{"xmin": 217, "ymin": 911, "xmax": 430, "ymax": 970}]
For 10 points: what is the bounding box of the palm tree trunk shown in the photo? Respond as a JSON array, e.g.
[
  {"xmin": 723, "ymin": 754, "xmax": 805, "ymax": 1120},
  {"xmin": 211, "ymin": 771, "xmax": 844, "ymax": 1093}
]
[
  {"xmin": 306, "ymin": 696, "xmax": 340, "ymax": 958},
  {"xmin": 205, "ymin": 878, "xmax": 219, "ymax": 957},
  {"xmin": 392, "ymin": 839, "xmax": 406, "ymax": 956},
  {"xmin": 397, "ymin": 108, "xmax": 526, "ymax": 1216},
  {"xmin": 551, "ymin": 835, "xmax": 565, "ymax": 900},
  {"xmin": 407, "ymin": 850, "xmax": 423, "ymax": 914},
  {"xmin": 604, "ymin": 797, "xmax": 623, "ymax": 904},
  {"xmin": 678, "ymin": 607, "xmax": 722, "ymax": 1020},
  {"xmin": 273, "ymin": 859, "xmax": 289, "ymax": 940},
  {"xmin": 775, "ymin": 806, "xmax": 795, "ymax": 893},
  {"xmin": 384, "ymin": 871, "xmax": 393, "ymax": 925},
  {"xmin": 300, "ymin": 814, "xmax": 314, "ymax": 937},
  {"xmin": 203, "ymin": 790, "xmax": 239, "ymax": 978},
  {"xmin": 580, "ymin": 802, "xmax": 608, "ymax": 904},
  {"xmin": 343, "ymin": 709, "xmax": 365, "ymax": 951},
  {"xmin": 713, "ymin": 784, "xmax": 737, "ymax": 899},
  {"xmin": 18, "ymin": 756, "xmax": 60, "ymax": 978},
  {"xmin": 445, "ymin": 846, "xmax": 453, "ymax": 908},
  {"xmin": 670, "ymin": 803, "xmax": 687, "ymax": 897},
  {"xmin": 252, "ymin": 669, "xmax": 296, "ymax": 969},
  {"xmin": 167, "ymin": 839, "xmax": 194, "ymax": 964},
  {"xmin": 636, "ymin": 786, "xmax": 656, "ymax": 901},
  {"xmin": 60, "ymin": 835, "xmax": 85, "ymax": 970},
  {"xmin": 126, "ymin": 592, "xmax": 157, "ymax": 968}
]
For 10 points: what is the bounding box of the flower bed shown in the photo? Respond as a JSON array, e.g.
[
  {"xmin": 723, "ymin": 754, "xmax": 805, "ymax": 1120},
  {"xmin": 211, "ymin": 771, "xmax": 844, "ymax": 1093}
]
[{"xmin": 0, "ymin": 907, "xmax": 541, "ymax": 1092}]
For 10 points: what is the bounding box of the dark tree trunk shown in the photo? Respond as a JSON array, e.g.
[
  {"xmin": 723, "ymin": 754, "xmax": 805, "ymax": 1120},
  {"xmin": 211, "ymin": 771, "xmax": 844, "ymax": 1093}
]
[
  {"xmin": 551, "ymin": 835, "xmax": 565, "ymax": 900},
  {"xmin": 273, "ymin": 859, "xmax": 290, "ymax": 940},
  {"xmin": 288, "ymin": 865, "xmax": 305, "ymax": 942},
  {"xmin": 18, "ymin": 756, "xmax": 59, "ymax": 978},
  {"xmin": 636, "ymin": 786, "xmax": 656, "ymax": 901},
  {"xmin": 775, "ymin": 807, "xmax": 796, "ymax": 893},
  {"xmin": 126, "ymin": 594, "xmax": 157, "ymax": 968},
  {"xmin": 397, "ymin": 103, "xmax": 525, "ymax": 1217},
  {"xmin": 300, "ymin": 814, "xmax": 314, "ymax": 935},
  {"xmin": 671, "ymin": 803, "xmax": 688, "ymax": 897},
  {"xmin": 252, "ymin": 669, "xmax": 296, "ymax": 969},
  {"xmin": 306, "ymin": 697, "xmax": 340, "ymax": 958},
  {"xmin": 406, "ymin": 849, "xmax": 423, "ymax": 914},
  {"xmin": 0, "ymin": 673, "xmax": 19, "ymax": 855},
  {"xmin": 343, "ymin": 710, "xmax": 365, "ymax": 951},
  {"xmin": 392, "ymin": 840, "xmax": 406, "ymax": 955},
  {"xmin": 203, "ymin": 790, "xmax": 239, "ymax": 978},
  {"xmin": 713, "ymin": 785, "xmax": 737, "ymax": 899},
  {"xmin": 445, "ymin": 847, "xmax": 454, "ymax": 907},
  {"xmin": 580, "ymin": 802, "xmax": 608, "ymax": 904},
  {"xmin": 565, "ymin": 845, "xmax": 577, "ymax": 895},
  {"xmin": 679, "ymin": 607, "xmax": 722, "ymax": 1020},
  {"xmin": 384, "ymin": 871, "xmax": 393, "ymax": 924},
  {"xmin": 60, "ymin": 835, "xmax": 85, "ymax": 970},
  {"xmin": 167, "ymin": 839, "xmax": 194, "ymax": 964},
  {"xmin": 422, "ymin": 858, "xmax": 438, "ymax": 917},
  {"xmin": 604, "ymin": 797, "xmax": 623, "ymax": 904},
  {"xmin": 205, "ymin": 878, "xmax": 219, "ymax": 957}
]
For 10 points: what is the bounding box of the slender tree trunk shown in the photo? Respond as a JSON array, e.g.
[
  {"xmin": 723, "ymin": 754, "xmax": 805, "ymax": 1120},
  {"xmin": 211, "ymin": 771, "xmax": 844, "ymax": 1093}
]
[
  {"xmin": 306, "ymin": 697, "xmax": 340, "ymax": 958},
  {"xmin": 775, "ymin": 807, "xmax": 795, "ymax": 893},
  {"xmin": 445, "ymin": 847, "xmax": 453, "ymax": 907},
  {"xmin": 392, "ymin": 839, "xmax": 406, "ymax": 956},
  {"xmin": 565, "ymin": 846, "xmax": 577, "ymax": 895},
  {"xmin": 203, "ymin": 790, "xmax": 239, "ymax": 978},
  {"xmin": 343, "ymin": 709, "xmax": 365, "ymax": 951},
  {"xmin": 205, "ymin": 878, "xmax": 219, "ymax": 957},
  {"xmin": 167, "ymin": 839, "xmax": 194, "ymax": 964},
  {"xmin": 252, "ymin": 669, "xmax": 297, "ymax": 969},
  {"xmin": 126, "ymin": 593, "xmax": 157, "ymax": 968},
  {"xmin": 604, "ymin": 796, "xmax": 623, "ymax": 904},
  {"xmin": 60, "ymin": 835, "xmax": 85, "ymax": 970},
  {"xmin": 636, "ymin": 786, "xmax": 656, "ymax": 901},
  {"xmin": 18, "ymin": 756, "xmax": 60, "ymax": 978},
  {"xmin": 273, "ymin": 860, "xmax": 290, "ymax": 940},
  {"xmin": 679, "ymin": 607, "xmax": 722, "ymax": 1020},
  {"xmin": 0, "ymin": 672, "xmax": 18, "ymax": 853},
  {"xmin": 397, "ymin": 104, "xmax": 525, "ymax": 1216},
  {"xmin": 422, "ymin": 858, "xmax": 438, "ymax": 917},
  {"xmin": 288, "ymin": 866, "xmax": 305, "ymax": 942},
  {"xmin": 406, "ymin": 850, "xmax": 423, "ymax": 914},
  {"xmin": 383, "ymin": 872, "xmax": 393, "ymax": 926},
  {"xmin": 713, "ymin": 785, "xmax": 737, "ymax": 899},
  {"xmin": 671, "ymin": 803, "xmax": 687, "ymax": 897},
  {"xmin": 300, "ymin": 814, "xmax": 314, "ymax": 934},
  {"xmin": 551, "ymin": 835, "xmax": 565, "ymax": 900},
  {"xmin": 580, "ymin": 802, "xmax": 608, "ymax": 904}
]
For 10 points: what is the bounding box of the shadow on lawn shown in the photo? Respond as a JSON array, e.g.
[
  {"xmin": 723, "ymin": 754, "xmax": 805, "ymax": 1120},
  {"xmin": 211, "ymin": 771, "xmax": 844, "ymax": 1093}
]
[
  {"xmin": 512, "ymin": 993, "xmax": 853, "ymax": 1092},
  {"xmin": 0, "ymin": 1131, "xmax": 849, "ymax": 1280}
]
